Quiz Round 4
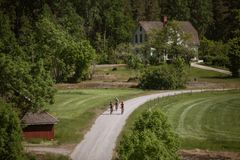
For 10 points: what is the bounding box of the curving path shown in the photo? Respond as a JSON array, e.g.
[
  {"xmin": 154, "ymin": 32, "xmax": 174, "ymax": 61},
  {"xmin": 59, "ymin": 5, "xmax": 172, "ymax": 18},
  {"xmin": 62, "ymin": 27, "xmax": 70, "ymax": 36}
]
[
  {"xmin": 191, "ymin": 63, "xmax": 232, "ymax": 75},
  {"xmin": 70, "ymin": 89, "xmax": 227, "ymax": 160}
]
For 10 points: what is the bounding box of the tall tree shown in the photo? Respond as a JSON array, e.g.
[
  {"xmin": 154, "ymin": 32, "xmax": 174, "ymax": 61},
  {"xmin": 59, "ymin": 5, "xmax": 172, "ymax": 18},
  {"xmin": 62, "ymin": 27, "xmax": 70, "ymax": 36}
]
[
  {"xmin": 102, "ymin": 0, "xmax": 135, "ymax": 46},
  {"xmin": 56, "ymin": 1, "xmax": 86, "ymax": 40},
  {"xmin": 0, "ymin": 54, "xmax": 55, "ymax": 115},
  {"xmin": 0, "ymin": 100, "xmax": 24, "ymax": 160},
  {"xmin": 228, "ymin": 36, "xmax": 240, "ymax": 77},
  {"xmin": 35, "ymin": 6, "xmax": 95, "ymax": 82},
  {"xmin": 209, "ymin": 0, "xmax": 240, "ymax": 41},
  {"xmin": 189, "ymin": 0, "xmax": 213, "ymax": 36},
  {"xmin": 130, "ymin": 0, "xmax": 146, "ymax": 20},
  {"xmin": 160, "ymin": 0, "xmax": 190, "ymax": 20},
  {"xmin": 145, "ymin": 0, "xmax": 160, "ymax": 20},
  {"xmin": 18, "ymin": 14, "xmax": 36, "ymax": 62},
  {"xmin": 0, "ymin": 12, "xmax": 55, "ymax": 115}
]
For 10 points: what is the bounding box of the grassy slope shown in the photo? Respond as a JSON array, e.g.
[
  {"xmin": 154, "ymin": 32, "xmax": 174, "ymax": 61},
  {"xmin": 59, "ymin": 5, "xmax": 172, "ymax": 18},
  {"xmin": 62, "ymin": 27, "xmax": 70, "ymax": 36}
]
[
  {"xmin": 46, "ymin": 88, "xmax": 146, "ymax": 144},
  {"xmin": 94, "ymin": 65, "xmax": 240, "ymax": 85},
  {"xmin": 188, "ymin": 67, "xmax": 240, "ymax": 83},
  {"xmin": 93, "ymin": 66, "xmax": 138, "ymax": 82},
  {"xmin": 120, "ymin": 90, "xmax": 240, "ymax": 151},
  {"xmin": 46, "ymin": 66, "xmax": 239, "ymax": 145}
]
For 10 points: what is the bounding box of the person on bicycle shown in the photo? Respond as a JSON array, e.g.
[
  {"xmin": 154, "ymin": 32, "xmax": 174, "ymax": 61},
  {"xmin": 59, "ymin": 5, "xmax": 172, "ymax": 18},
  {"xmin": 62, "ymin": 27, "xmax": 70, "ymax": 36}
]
[
  {"xmin": 120, "ymin": 101, "xmax": 124, "ymax": 114},
  {"xmin": 110, "ymin": 101, "xmax": 113, "ymax": 114},
  {"xmin": 115, "ymin": 97, "xmax": 119, "ymax": 111}
]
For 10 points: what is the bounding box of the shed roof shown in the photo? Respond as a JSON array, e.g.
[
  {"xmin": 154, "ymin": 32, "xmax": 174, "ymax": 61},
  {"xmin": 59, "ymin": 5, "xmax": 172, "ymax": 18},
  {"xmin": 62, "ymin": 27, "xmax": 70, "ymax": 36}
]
[
  {"xmin": 139, "ymin": 21, "xmax": 200, "ymax": 45},
  {"xmin": 21, "ymin": 111, "xmax": 58, "ymax": 125}
]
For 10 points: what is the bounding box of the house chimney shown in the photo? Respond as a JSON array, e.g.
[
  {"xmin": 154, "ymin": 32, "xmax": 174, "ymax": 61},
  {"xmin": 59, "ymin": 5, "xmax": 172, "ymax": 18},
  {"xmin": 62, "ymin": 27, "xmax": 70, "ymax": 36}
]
[{"xmin": 163, "ymin": 16, "xmax": 167, "ymax": 27}]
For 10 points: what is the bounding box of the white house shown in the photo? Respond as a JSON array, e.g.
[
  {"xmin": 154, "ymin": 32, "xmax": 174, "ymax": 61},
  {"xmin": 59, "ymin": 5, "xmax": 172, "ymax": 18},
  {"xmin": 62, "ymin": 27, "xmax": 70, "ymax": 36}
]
[{"xmin": 132, "ymin": 18, "xmax": 200, "ymax": 61}]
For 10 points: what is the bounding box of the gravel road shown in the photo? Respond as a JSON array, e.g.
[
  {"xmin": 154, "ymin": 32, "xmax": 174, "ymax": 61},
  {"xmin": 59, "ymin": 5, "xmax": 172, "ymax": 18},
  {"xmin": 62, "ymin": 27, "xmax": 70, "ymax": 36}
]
[{"xmin": 70, "ymin": 89, "xmax": 217, "ymax": 160}]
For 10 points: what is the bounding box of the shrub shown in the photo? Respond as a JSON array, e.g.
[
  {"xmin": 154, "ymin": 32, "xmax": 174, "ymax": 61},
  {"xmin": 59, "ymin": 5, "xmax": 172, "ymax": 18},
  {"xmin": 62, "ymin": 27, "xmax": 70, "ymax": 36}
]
[
  {"xmin": 0, "ymin": 99, "xmax": 25, "ymax": 160},
  {"xmin": 139, "ymin": 63, "xmax": 186, "ymax": 90},
  {"xmin": 199, "ymin": 38, "xmax": 229, "ymax": 67},
  {"xmin": 112, "ymin": 67, "xmax": 117, "ymax": 71},
  {"xmin": 228, "ymin": 37, "xmax": 240, "ymax": 77},
  {"xmin": 126, "ymin": 54, "xmax": 143, "ymax": 69},
  {"xmin": 116, "ymin": 110, "xmax": 179, "ymax": 160},
  {"xmin": 172, "ymin": 58, "xmax": 188, "ymax": 87}
]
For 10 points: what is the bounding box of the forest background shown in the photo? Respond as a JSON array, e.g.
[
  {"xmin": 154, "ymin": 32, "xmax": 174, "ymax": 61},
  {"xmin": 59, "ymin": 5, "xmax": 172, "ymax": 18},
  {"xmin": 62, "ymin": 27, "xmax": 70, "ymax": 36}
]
[{"xmin": 0, "ymin": 1, "xmax": 239, "ymax": 159}]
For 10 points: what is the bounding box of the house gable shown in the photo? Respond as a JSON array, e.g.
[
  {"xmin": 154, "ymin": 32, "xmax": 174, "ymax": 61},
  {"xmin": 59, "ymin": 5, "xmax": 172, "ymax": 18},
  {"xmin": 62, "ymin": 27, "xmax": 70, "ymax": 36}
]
[
  {"xmin": 133, "ymin": 25, "xmax": 146, "ymax": 44},
  {"xmin": 132, "ymin": 21, "xmax": 199, "ymax": 47}
]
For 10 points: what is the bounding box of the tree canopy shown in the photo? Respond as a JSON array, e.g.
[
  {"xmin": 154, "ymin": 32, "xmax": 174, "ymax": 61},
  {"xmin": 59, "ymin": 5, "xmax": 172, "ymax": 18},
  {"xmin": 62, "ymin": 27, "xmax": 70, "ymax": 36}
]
[
  {"xmin": 228, "ymin": 36, "xmax": 240, "ymax": 77},
  {"xmin": 0, "ymin": 0, "xmax": 239, "ymax": 68},
  {"xmin": 0, "ymin": 99, "xmax": 24, "ymax": 160},
  {"xmin": 116, "ymin": 110, "xmax": 179, "ymax": 160},
  {"xmin": 0, "ymin": 0, "xmax": 239, "ymax": 159}
]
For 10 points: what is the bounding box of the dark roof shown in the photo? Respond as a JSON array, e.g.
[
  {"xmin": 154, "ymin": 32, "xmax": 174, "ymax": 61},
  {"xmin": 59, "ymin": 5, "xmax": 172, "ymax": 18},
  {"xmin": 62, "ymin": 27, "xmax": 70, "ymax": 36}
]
[
  {"xmin": 178, "ymin": 21, "xmax": 200, "ymax": 46},
  {"xmin": 139, "ymin": 21, "xmax": 163, "ymax": 32},
  {"xmin": 21, "ymin": 112, "xmax": 58, "ymax": 125},
  {"xmin": 139, "ymin": 21, "xmax": 200, "ymax": 45}
]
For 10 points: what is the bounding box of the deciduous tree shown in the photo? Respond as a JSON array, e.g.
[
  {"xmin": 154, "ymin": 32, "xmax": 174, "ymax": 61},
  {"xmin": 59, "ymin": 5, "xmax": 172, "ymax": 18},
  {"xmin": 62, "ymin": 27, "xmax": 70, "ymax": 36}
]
[
  {"xmin": 228, "ymin": 36, "xmax": 240, "ymax": 77},
  {"xmin": 116, "ymin": 110, "xmax": 179, "ymax": 160},
  {"xmin": 0, "ymin": 99, "xmax": 24, "ymax": 160}
]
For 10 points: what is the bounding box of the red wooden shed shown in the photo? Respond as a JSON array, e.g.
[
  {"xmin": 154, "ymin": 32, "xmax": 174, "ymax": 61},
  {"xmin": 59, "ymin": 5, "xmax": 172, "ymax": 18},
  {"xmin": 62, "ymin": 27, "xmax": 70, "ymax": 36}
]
[{"xmin": 21, "ymin": 112, "xmax": 58, "ymax": 140}]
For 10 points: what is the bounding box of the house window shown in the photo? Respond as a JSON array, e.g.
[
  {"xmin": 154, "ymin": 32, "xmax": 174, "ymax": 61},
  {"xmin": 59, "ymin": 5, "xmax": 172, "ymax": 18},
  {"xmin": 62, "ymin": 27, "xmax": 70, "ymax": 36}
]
[
  {"xmin": 140, "ymin": 26, "xmax": 142, "ymax": 32},
  {"xmin": 135, "ymin": 34, "xmax": 138, "ymax": 43},
  {"xmin": 140, "ymin": 34, "xmax": 143, "ymax": 43}
]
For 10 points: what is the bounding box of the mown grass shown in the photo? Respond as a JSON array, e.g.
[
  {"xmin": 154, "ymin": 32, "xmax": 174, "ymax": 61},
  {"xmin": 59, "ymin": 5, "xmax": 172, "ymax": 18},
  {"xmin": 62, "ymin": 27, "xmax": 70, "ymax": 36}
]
[
  {"xmin": 198, "ymin": 63, "xmax": 230, "ymax": 71},
  {"xmin": 94, "ymin": 65, "xmax": 240, "ymax": 85},
  {"xmin": 26, "ymin": 153, "xmax": 70, "ymax": 160},
  {"xmin": 93, "ymin": 66, "xmax": 138, "ymax": 82},
  {"xmin": 46, "ymin": 88, "xmax": 147, "ymax": 144},
  {"xmin": 120, "ymin": 90, "xmax": 240, "ymax": 152},
  {"xmin": 46, "ymin": 66, "xmax": 239, "ymax": 145},
  {"xmin": 187, "ymin": 67, "xmax": 240, "ymax": 88}
]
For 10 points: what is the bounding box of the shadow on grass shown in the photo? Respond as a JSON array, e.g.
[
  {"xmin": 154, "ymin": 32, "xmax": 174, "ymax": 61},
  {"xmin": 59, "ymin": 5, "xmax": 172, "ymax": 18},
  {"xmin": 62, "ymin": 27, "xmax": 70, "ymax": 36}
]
[
  {"xmin": 57, "ymin": 91, "xmax": 90, "ymax": 95},
  {"xmin": 200, "ymin": 75, "xmax": 233, "ymax": 79},
  {"xmin": 102, "ymin": 112, "xmax": 122, "ymax": 115}
]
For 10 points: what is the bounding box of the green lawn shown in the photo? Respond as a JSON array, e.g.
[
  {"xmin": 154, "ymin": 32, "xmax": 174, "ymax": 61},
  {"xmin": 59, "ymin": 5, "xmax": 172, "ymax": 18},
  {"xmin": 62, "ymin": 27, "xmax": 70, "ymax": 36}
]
[
  {"xmin": 188, "ymin": 67, "xmax": 227, "ymax": 79},
  {"xmin": 188, "ymin": 67, "xmax": 231, "ymax": 81},
  {"xmin": 46, "ymin": 88, "xmax": 147, "ymax": 144},
  {"xmin": 93, "ymin": 66, "xmax": 138, "ymax": 82},
  {"xmin": 198, "ymin": 63, "xmax": 230, "ymax": 71},
  {"xmin": 46, "ymin": 66, "xmax": 239, "ymax": 145},
  {"xmin": 93, "ymin": 65, "xmax": 240, "ymax": 85},
  {"xmin": 187, "ymin": 67, "xmax": 240, "ymax": 88},
  {"xmin": 120, "ymin": 90, "xmax": 240, "ymax": 151},
  {"xmin": 27, "ymin": 153, "xmax": 70, "ymax": 160}
]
